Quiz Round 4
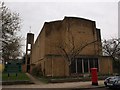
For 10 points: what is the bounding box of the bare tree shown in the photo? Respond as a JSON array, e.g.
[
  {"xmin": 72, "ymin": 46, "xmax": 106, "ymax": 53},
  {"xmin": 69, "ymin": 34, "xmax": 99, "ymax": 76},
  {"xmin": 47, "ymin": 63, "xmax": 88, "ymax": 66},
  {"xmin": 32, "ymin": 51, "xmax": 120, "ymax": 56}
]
[
  {"xmin": 102, "ymin": 38, "xmax": 120, "ymax": 73},
  {"xmin": 102, "ymin": 38, "xmax": 120, "ymax": 61},
  {"xmin": 54, "ymin": 30, "xmax": 98, "ymax": 74}
]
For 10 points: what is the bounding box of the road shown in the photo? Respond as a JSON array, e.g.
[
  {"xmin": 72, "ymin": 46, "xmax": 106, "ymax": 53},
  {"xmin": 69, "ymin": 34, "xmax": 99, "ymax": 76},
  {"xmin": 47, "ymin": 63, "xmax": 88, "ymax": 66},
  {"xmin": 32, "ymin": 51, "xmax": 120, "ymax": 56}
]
[
  {"xmin": 73, "ymin": 87, "xmax": 120, "ymax": 90},
  {"xmin": 73, "ymin": 87, "xmax": 113, "ymax": 90},
  {"xmin": 2, "ymin": 80, "xmax": 115, "ymax": 90},
  {"xmin": 2, "ymin": 87, "xmax": 116, "ymax": 90}
]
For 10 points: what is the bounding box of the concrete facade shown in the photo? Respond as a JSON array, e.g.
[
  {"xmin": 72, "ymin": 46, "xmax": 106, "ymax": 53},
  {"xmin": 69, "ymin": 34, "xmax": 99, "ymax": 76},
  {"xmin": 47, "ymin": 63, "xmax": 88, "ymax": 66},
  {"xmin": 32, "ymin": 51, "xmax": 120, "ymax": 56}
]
[{"xmin": 28, "ymin": 17, "xmax": 113, "ymax": 77}]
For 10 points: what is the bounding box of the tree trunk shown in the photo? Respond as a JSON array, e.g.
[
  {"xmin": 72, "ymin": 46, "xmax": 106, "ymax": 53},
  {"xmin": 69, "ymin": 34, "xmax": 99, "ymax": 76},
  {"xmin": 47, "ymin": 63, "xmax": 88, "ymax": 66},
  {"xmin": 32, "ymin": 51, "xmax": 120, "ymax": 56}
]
[{"xmin": 69, "ymin": 65, "xmax": 71, "ymax": 76}]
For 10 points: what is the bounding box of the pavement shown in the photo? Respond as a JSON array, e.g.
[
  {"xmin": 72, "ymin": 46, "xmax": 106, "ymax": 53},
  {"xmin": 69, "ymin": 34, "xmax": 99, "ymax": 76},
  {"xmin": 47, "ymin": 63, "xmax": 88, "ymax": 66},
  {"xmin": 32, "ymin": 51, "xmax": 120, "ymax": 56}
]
[
  {"xmin": 26, "ymin": 73, "xmax": 44, "ymax": 85},
  {"xmin": 2, "ymin": 73, "xmax": 105, "ymax": 89}
]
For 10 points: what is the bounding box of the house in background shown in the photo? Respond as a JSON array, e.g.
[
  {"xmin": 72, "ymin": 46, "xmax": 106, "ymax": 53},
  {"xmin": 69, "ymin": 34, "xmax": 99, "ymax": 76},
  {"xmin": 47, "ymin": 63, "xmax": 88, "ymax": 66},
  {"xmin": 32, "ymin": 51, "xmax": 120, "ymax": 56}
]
[{"xmin": 26, "ymin": 17, "xmax": 113, "ymax": 77}]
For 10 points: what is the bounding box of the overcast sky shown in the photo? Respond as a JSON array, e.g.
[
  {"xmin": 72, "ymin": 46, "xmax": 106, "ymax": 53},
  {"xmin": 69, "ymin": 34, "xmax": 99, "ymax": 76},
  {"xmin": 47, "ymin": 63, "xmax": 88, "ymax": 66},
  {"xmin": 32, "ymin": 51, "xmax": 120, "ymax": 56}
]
[{"xmin": 3, "ymin": 0, "xmax": 119, "ymax": 53}]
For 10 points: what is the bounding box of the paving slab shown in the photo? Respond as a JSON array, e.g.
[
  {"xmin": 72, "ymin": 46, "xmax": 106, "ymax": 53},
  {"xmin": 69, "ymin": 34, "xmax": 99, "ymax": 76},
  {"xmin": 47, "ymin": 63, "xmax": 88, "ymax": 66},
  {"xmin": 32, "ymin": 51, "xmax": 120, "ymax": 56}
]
[{"xmin": 2, "ymin": 80, "xmax": 105, "ymax": 89}]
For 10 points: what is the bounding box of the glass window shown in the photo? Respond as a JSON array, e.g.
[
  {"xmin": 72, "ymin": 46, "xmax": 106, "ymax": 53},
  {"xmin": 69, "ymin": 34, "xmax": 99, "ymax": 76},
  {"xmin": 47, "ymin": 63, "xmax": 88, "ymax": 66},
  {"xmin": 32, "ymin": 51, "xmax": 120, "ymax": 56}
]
[
  {"xmin": 70, "ymin": 60, "xmax": 76, "ymax": 73},
  {"xmin": 28, "ymin": 44, "xmax": 31, "ymax": 49},
  {"xmin": 77, "ymin": 58, "xmax": 82, "ymax": 73},
  {"xmin": 84, "ymin": 58, "xmax": 88, "ymax": 73},
  {"xmin": 94, "ymin": 58, "xmax": 99, "ymax": 71},
  {"xmin": 89, "ymin": 58, "xmax": 94, "ymax": 68},
  {"xmin": 70, "ymin": 58, "xmax": 99, "ymax": 74}
]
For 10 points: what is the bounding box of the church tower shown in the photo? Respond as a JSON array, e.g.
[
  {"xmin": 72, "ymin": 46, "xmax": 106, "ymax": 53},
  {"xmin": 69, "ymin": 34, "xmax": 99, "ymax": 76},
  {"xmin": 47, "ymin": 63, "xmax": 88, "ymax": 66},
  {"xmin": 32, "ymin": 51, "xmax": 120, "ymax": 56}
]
[{"xmin": 26, "ymin": 33, "xmax": 34, "ymax": 72}]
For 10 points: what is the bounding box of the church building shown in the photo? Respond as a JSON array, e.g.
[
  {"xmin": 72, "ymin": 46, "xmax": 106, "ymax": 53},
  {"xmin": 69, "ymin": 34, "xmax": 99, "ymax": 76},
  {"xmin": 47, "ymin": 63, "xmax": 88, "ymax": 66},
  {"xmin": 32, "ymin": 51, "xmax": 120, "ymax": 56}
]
[{"xmin": 26, "ymin": 17, "xmax": 113, "ymax": 77}]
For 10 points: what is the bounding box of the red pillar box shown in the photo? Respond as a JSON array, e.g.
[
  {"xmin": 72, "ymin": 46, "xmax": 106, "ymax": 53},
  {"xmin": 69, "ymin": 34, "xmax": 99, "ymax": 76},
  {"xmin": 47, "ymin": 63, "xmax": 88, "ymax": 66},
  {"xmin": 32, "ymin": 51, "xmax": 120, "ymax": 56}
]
[{"xmin": 91, "ymin": 68, "xmax": 98, "ymax": 85}]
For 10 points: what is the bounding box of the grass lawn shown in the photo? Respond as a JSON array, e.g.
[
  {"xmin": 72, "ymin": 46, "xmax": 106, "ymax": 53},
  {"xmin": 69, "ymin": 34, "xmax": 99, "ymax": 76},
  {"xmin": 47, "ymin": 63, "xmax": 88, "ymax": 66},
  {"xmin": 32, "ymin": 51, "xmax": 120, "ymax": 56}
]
[{"xmin": 2, "ymin": 72, "xmax": 30, "ymax": 81}]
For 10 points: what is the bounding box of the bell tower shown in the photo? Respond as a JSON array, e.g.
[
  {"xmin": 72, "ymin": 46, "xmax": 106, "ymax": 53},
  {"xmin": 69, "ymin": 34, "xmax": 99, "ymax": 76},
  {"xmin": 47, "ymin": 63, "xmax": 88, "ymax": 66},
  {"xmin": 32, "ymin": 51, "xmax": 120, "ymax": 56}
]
[{"xmin": 26, "ymin": 33, "xmax": 34, "ymax": 72}]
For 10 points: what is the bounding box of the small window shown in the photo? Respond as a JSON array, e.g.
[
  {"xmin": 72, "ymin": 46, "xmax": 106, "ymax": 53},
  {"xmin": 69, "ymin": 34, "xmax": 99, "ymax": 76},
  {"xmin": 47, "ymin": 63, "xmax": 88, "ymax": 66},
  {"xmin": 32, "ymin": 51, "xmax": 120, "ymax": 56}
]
[
  {"xmin": 27, "ymin": 51, "xmax": 31, "ymax": 54},
  {"xmin": 28, "ymin": 44, "xmax": 31, "ymax": 49}
]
